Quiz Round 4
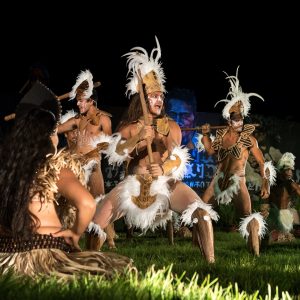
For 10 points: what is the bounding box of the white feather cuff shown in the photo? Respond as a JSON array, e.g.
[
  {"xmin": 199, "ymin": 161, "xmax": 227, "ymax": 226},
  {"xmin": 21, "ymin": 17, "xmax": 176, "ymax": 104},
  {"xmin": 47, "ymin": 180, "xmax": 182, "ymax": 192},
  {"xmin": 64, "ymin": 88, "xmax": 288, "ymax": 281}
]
[
  {"xmin": 103, "ymin": 133, "xmax": 131, "ymax": 166},
  {"xmin": 95, "ymin": 195, "xmax": 105, "ymax": 204},
  {"xmin": 238, "ymin": 212, "xmax": 267, "ymax": 240},
  {"xmin": 166, "ymin": 146, "xmax": 191, "ymax": 181},
  {"xmin": 83, "ymin": 159, "xmax": 98, "ymax": 184},
  {"xmin": 60, "ymin": 110, "xmax": 77, "ymax": 124},
  {"xmin": 86, "ymin": 221, "xmax": 107, "ymax": 240},
  {"xmin": 181, "ymin": 199, "xmax": 219, "ymax": 226},
  {"xmin": 89, "ymin": 133, "xmax": 114, "ymax": 149},
  {"xmin": 264, "ymin": 161, "xmax": 276, "ymax": 186},
  {"xmin": 195, "ymin": 133, "xmax": 215, "ymax": 152}
]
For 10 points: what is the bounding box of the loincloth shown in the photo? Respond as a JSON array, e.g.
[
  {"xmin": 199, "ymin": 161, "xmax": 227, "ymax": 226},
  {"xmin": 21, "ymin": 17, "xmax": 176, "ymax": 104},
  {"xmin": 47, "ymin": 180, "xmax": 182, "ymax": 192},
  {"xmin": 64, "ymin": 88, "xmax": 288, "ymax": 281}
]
[
  {"xmin": 213, "ymin": 171, "xmax": 241, "ymax": 204},
  {"xmin": 117, "ymin": 175, "xmax": 173, "ymax": 232}
]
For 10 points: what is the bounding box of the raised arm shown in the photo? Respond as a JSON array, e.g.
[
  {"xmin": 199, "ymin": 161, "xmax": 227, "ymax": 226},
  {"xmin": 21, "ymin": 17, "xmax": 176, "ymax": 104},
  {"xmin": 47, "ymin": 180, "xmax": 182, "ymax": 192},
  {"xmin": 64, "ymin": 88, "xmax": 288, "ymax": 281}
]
[
  {"xmin": 200, "ymin": 124, "xmax": 215, "ymax": 155},
  {"xmin": 57, "ymin": 117, "xmax": 78, "ymax": 134}
]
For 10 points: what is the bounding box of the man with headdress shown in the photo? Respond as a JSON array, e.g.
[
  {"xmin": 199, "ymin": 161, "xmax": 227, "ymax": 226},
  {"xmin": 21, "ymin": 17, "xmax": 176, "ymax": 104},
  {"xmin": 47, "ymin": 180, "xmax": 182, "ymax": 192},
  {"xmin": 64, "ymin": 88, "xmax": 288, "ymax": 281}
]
[
  {"xmin": 90, "ymin": 37, "xmax": 218, "ymax": 263},
  {"xmin": 57, "ymin": 70, "xmax": 116, "ymax": 249},
  {"xmin": 59, "ymin": 110, "xmax": 78, "ymax": 153},
  {"xmin": 261, "ymin": 152, "xmax": 300, "ymax": 243},
  {"xmin": 199, "ymin": 67, "xmax": 276, "ymax": 256}
]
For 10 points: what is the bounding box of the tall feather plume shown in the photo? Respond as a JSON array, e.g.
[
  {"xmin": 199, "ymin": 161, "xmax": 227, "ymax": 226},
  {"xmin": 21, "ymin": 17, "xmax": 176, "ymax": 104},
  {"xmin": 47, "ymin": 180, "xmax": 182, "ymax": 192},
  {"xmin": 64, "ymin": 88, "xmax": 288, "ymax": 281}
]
[
  {"xmin": 123, "ymin": 36, "xmax": 166, "ymax": 97},
  {"xmin": 69, "ymin": 69, "xmax": 93, "ymax": 100},
  {"xmin": 215, "ymin": 66, "xmax": 264, "ymax": 119}
]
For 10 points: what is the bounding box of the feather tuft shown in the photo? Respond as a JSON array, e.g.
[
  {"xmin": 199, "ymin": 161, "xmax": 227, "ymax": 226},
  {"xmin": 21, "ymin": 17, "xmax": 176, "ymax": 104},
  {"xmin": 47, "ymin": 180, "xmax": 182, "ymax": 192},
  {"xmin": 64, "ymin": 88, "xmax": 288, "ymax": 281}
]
[
  {"xmin": 60, "ymin": 110, "xmax": 77, "ymax": 124},
  {"xmin": 69, "ymin": 70, "xmax": 93, "ymax": 100},
  {"xmin": 277, "ymin": 152, "xmax": 296, "ymax": 171},
  {"xmin": 216, "ymin": 66, "xmax": 264, "ymax": 120},
  {"xmin": 123, "ymin": 36, "xmax": 166, "ymax": 97}
]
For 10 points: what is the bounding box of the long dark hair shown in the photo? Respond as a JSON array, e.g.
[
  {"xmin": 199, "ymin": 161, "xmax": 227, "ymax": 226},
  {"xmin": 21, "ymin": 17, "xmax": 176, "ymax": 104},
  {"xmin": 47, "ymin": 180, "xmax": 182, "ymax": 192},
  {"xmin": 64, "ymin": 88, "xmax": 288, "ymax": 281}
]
[
  {"xmin": 117, "ymin": 91, "xmax": 166, "ymax": 130},
  {"xmin": 0, "ymin": 108, "xmax": 57, "ymax": 238}
]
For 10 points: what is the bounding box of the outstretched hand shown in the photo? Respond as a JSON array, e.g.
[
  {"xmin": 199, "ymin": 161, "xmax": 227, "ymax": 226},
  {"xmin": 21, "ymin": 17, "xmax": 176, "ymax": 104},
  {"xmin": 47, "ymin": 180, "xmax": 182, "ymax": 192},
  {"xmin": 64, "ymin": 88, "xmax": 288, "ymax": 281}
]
[{"xmin": 51, "ymin": 229, "xmax": 82, "ymax": 251}]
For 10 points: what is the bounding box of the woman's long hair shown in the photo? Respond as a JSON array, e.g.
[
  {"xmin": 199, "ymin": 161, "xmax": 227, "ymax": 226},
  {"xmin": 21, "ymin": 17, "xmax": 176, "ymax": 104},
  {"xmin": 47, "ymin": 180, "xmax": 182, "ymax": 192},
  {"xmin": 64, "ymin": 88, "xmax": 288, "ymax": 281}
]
[
  {"xmin": 117, "ymin": 92, "xmax": 165, "ymax": 131},
  {"xmin": 0, "ymin": 108, "xmax": 57, "ymax": 238}
]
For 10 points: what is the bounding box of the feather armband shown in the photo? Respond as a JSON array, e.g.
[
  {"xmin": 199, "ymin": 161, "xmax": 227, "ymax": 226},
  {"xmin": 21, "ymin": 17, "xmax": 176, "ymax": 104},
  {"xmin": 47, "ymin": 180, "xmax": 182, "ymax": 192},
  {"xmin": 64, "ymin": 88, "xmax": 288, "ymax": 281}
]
[
  {"xmin": 263, "ymin": 161, "xmax": 276, "ymax": 186},
  {"xmin": 162, "ymin": 146, "xmax": 190, "ymax": 181},
  {"xmin": 102, "ymin": 133, "xmax": 133, "ymax": 166}
]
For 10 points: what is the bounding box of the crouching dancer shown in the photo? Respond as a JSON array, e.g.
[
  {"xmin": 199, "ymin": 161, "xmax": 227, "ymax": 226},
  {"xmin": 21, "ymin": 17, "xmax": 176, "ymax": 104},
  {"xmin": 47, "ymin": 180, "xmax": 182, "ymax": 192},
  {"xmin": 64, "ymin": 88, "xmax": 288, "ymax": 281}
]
[{"xmin": 89, "ymin": 37, "xmax": 218, "ymax": 263}]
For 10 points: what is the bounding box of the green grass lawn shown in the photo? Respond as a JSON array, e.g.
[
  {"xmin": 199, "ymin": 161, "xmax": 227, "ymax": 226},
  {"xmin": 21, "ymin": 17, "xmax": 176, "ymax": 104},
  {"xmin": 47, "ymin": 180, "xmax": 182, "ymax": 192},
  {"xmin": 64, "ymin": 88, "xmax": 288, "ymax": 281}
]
[
  {"xmin": 111, "ymin": 230, "xmax": 300, "ymax": 295},
  {"xmin": 1, "ymin": 230, "xmax": 299, "ymax": 299}
]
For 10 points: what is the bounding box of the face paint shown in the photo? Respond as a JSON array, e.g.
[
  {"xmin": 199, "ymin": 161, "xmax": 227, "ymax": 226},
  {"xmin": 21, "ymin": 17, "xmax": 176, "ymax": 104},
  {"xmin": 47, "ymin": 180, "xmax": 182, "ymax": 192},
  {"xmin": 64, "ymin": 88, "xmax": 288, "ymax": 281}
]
[
  {"xmin": 231, "ymin": 119, "xmax": 244, "ymax": 132},
  {"xmin": 148, "ymin": 92, "xmax": 164, "ymax": 115}
]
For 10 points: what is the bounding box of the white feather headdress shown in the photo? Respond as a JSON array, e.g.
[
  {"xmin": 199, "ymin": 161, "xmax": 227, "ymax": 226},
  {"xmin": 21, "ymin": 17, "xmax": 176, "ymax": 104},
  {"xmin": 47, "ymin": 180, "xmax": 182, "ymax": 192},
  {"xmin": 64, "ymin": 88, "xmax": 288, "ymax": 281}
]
[
  {"xmin": 60, "ymin": 109, "xmax": 77, "ymax": 124},
  {"xmin": 215, "ymin": 66, "xmax": 264, "ymax": 120},
  {"xmin": 277, "ymin": 152, "xmax": 296, "ymax": 170},
  {"xmin": 123, "ymin": 36, "xmax": 166, "ymax": 98},
  {"xmin": 69, "ymin": 69, "xmax": 93, "ymax": 100}
]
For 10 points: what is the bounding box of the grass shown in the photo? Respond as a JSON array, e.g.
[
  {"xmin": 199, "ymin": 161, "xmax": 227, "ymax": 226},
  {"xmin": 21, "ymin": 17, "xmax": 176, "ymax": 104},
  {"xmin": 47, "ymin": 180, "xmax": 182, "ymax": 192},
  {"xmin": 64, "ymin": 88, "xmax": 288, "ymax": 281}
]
[
  {"xmin": 0, "ymin": 230, "xmax": 299, "ymax": 299},
  {"xmin": 109, "ymin": 230, "xmax": 300, "ymax": 296}
]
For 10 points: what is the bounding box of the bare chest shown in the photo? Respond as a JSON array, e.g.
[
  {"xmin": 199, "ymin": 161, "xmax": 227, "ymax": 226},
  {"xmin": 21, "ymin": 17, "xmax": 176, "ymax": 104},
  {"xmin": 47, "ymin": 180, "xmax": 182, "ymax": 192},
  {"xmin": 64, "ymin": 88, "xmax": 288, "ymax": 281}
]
[{"xmin": 222, "ymin": 134, "xmax": 240, "ymax": 149}]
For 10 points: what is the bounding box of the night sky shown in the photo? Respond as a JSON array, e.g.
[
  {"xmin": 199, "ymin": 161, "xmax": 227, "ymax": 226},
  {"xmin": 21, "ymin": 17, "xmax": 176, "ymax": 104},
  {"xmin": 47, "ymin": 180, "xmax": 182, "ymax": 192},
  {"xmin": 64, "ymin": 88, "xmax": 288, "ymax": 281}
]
[{"xmin": 1, "ymin": 5, "xmax": 299, "ymax": 123}]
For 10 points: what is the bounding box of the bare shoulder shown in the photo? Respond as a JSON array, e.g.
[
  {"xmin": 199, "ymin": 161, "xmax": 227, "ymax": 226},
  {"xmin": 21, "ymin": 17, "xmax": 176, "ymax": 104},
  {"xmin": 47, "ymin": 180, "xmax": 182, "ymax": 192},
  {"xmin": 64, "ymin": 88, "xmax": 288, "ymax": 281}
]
[
  {"xmin": 168, "ymin": 119, "xmax": 181, "ymax": 132},
  {"xmin": 74, "ymin": 116, "xmax": 80, "ymax": 126},
  {"xmin": 167, "ymin": 119, "xmax": 182, "ymax": 146},
  {"xmin": 99, "ymin": 114, "xmax": 112, "ymax": 124},
  {"xmin": 97, "ymin": 109, "xmax": 112, "ymax": 118},
  {"xmin": 249, "ymin": 135, "xmax": 259, "ymax": 146},
  {"xmin": 119, "ymin": 122, "xmax": 137, "ymax": 138},
  {"xmin": 57, "ymin": 167, "xmax": 78, "ymax": 182},
  {"xmin": 56, "ymin": 168, "xmax": 93, "ymax": 204},
  {"xmin": 56, "ymin": 168, "xmax": 83, "ymax": 195}
]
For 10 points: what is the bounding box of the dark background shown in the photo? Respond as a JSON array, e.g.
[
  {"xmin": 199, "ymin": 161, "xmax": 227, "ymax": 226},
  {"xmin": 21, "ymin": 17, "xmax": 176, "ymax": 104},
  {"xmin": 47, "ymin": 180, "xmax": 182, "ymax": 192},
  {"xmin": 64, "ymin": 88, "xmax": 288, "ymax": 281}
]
[{"xmin": 1, "ymin": 5, "xmax": 299, "ymax": 125}]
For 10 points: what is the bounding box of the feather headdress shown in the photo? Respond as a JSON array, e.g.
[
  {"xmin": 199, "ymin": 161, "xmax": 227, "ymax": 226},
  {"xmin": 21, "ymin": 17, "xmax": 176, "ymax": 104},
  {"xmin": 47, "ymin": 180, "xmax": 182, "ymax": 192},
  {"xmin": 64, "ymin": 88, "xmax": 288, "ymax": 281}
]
[
  {"xmin": 277, "ymin": 152, "xmax": 296, "ymax": 170},
  {"xmin": 69, "ymin": 69, "xmax": 93, "ymax": 100},
  {"xmin": 215, "ymin": 66, "xmax": 264, "ymax": 120},
  {"xmin": 123, "ymin": 36, "xmax": 166, "ymax": 98}
]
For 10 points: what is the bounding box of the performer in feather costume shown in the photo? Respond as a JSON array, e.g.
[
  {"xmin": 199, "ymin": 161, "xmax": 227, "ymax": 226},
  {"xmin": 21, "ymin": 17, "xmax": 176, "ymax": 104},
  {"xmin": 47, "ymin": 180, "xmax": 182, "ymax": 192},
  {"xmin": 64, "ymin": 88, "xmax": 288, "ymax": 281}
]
[
  {"xmin": 90, "ymin": 37, "xmax": 218, "ymax": 263},
  {"xmin": 263, "ymin": 152, "xmax": 300, "ymax": 243},
  {"xmin": 199, "ymin": 67, "xmax": 276, "ymax": 256},
  {"xmin": 58, "ymin": 70, "xmax": 116, "ymax": 250},
  {"xmin": 0, "ymin": 82, "xmax": 132, "ymax": 278}
]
